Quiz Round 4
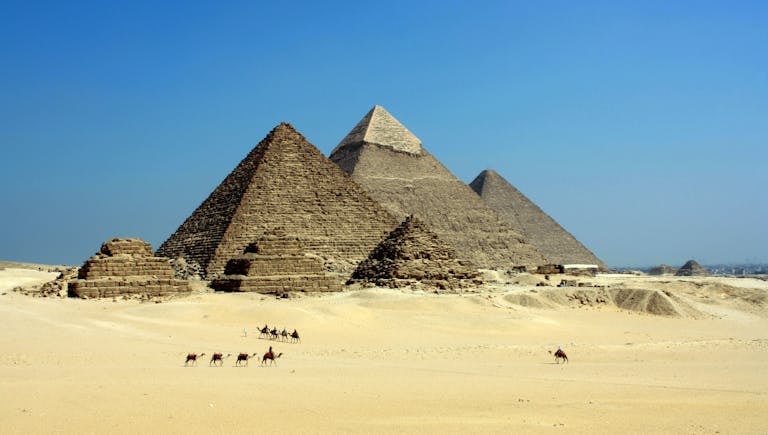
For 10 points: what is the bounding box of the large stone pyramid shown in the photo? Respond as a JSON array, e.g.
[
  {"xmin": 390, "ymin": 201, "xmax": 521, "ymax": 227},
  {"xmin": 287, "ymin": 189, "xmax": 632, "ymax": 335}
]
[
  {"xmin": 350, "ymin": 215, "xmax": 480, "ymax": 289},
  {"xmin": 469, "ymin": 169, "xmax": 606, "ymax": 269},
  {"xmin": 329, "ymin": 105, "xmax": 546, "ymax": 270},
  {"xmin": 157, "ymin": 123, "xmax": 398, "ymax": 277}
]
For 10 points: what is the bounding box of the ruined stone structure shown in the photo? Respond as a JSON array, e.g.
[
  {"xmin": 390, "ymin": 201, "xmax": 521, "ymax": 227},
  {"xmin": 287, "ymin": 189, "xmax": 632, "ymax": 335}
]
[
  {"xmin": 211, "ymin": 229, "xmax": 342, "ymax": 294},
  {"xmin": 350, "ymin": 215, "xmax": 480, "ymax": 289},
  {"xmin": 157, "ymin": 123, "xmax": 398, "ymax": 277},
  {"xmin": 330, "ymin": 106, "xmax": 545, "ymax": 270},
  {"xmin": 68, "ymin": 238, "xmax": 190, "ymax": 298},
  {"xmin": 470, "ymin": 169, "xmax": 607, "ymax": 270},
  {"xmin": 675, "ymin": 260, "xmax": 710, "ymax": 276}
]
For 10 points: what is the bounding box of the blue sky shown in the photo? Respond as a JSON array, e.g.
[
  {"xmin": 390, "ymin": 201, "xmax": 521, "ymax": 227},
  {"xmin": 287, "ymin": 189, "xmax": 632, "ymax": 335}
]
[{"xmin": 2, "ymin": 1, "xmax": 766, "ymax": 268}]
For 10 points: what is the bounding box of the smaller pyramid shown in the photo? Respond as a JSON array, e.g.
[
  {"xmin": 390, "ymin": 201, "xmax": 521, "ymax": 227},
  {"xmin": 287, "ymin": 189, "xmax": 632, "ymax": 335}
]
[
  {"xmin": 350, "ymin": 215, "xmax": 481, "ymax": 289},
  {"xmin": 675, "ymin": 260, "xmax": 710, "ymax": 276},
  {"xmin": 211, "ymin": 229, "xmax": 343, "ymax": 294},
  {"xmin": 470, "ymin": 169, "xmax": 607, "ymax": 270},
  {"xmin": 69, "ymin": 238, "xmax": 190, "ymax": 298}
]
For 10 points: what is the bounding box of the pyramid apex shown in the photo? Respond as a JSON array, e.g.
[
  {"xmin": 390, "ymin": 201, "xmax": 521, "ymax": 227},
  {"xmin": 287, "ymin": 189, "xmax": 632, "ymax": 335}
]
[
  {"xmin": 332, "ymin": 105, "xmax": 422, "ymax": 155},
  {"xmin": 476, "ymin": 169, "xmax": 500, "ymax": 180},
  {"xmin": 272, "ymin": 122, "xmax": 298, "ymax": 133}
]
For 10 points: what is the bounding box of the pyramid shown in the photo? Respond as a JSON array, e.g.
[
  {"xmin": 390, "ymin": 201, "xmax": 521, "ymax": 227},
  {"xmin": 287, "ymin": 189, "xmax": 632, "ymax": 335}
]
[
  {"xmin": 675, "ymin": 260, "xmax": 710, "ymax": 276},
  {"xmin": 350, "ymin": 215, "xmax": 480, "ymax": 289},
  {"xmin": 211, "ymin": 229, "xmax": 342, "ymax": 294},
  {"xmin": 69, "ymin": 238, "xmax": 190, "ymax": 298},
  {"xmin": 469, "ymin": 169, "xmax": 607, "ymax": 269},
  {"xmin": 156, "ymin": 123, "xmax": 398, "ymax": 277},
  {"xmin": 330, "ymin": 106, "xmax": 546, "ymax": 270}
]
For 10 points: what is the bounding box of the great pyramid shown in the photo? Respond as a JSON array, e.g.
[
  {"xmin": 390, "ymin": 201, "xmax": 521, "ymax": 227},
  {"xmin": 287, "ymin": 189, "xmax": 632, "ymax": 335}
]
[
  {"xmin": 469, "ymin": 169, "xmax": 607, "ymax": 269},
  {"xmin": 329, "ymin": 105, "xmax": 546, "ymax": 270},
  {"xmin": 156, "ymin": 123, "xmax": 398, "ymax": 277},
  {"xmin": 350, "ymin": 215, "xmax": 480, "ymax": 289}
]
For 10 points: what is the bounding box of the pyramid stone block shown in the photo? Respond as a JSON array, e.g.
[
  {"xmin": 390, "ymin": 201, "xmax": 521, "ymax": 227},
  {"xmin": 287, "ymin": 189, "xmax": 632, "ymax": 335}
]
[
  {"xmin": 156, "ymin": 123, "xmax": 398, "ymax": 277},
  {"xmin": 330, "ymin": 106, "xmax": 546, "ymax": 270},
  {"xmin": 470, "ymin": 169, "xmax": 606, "ymax": 269}
]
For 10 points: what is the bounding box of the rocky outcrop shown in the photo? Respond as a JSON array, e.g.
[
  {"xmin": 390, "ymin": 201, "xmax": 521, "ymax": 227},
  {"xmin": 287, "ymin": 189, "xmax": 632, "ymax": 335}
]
[
  {"xmin": 350, "ymin": 215, "xmax": 481, "ymax": 289},
  {"xmin": 68, "ymin": 238, "xmax": 190, "ymax": 298},
  {"xmin": 211, "ymin": 229, "xmax": 343, "ymax": 295}
]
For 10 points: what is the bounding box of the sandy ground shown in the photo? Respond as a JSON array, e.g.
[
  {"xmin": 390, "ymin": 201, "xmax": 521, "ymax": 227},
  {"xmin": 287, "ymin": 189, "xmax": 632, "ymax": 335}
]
[{"xmin": 0, "ymin": 268, "xmax": 766, "ymax": 434}]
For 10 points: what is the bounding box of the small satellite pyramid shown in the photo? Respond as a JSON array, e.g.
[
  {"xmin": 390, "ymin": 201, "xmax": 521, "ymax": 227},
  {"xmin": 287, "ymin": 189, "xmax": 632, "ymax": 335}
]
[
  {"xmin": 330, "ymin": 105, "xmax": 546, "ymax": 269},
  {"xmin": 675, "ymin": 260, "xmax": 710, "ymax": 276},
  {"xmin": 350, "ymin": 215, "xmax": 480, "ymax": 288},
  {"xmin": 470, "ymin": 169, "xmax": 606, "ymax": 269},
  {"xmin": 156, "ymin": 123, "xmax": 397, "ymax": 277}
]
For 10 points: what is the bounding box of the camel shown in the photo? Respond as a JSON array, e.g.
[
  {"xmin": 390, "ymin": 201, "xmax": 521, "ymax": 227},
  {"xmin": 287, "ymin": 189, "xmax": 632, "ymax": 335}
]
[
  {"xmin": 261, "ymin": 350, "xmax": 283, "ymax": 365},
  {"xmin": 209, "ymin": 353, "xmax": 230, "ymax": 366},
  {"xmin": 259, "ymin": 325, "xmax": 270, "ymax": 339},
  {"xmin": 184, "ymin": 352, "xmax": 205, "ymax": 366},
  {"xmin": 236, "ymin": 352, "xmax": 257, "ymax": 366},
  {"xmin": 269, "ymin": 327, "xmax": 279, "ymax": 340},
  {"xmin": 549, "ymin": 348, "xmax": 568, "ymax": 364},
  {"xmin": 280, "ymin": 328, "xmax": 289, "ymax": 342},
  {"xmin": 290, "ymin": 329, "xmax": 300, "ymax": 343}
]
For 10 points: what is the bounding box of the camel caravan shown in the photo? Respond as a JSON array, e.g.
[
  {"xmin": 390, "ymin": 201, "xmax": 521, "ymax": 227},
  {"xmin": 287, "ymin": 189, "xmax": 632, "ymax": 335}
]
[
  {"xmin": 184, "ymin": 348, "xmax": 282, "ymax": 367},
  {"xmin": 258, "ymin": 325, "xmax": 300, "ymax": 343},
  {"xmin": 183, "ymin": 323, "xmax": 296, "ymax": 367}
]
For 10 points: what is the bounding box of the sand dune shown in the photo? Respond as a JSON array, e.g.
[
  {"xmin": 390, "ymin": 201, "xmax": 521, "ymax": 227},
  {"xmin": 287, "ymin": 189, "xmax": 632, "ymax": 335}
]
[{"xmin": 1, "ymin": 269, "xmax": 766, "ymax": 433}]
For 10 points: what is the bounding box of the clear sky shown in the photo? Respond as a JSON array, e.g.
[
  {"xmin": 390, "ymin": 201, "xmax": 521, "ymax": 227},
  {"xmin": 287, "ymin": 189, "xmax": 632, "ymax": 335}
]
[{"xmin": 2, "ymin": 1, "xmax": 766, "ymax": 268}]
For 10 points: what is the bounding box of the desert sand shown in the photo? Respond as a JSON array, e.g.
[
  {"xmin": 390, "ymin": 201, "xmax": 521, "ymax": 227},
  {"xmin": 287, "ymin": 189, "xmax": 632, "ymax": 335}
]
[{"xmin": 1, "ymin": 267, "xmax": 766, "ymax": 434}]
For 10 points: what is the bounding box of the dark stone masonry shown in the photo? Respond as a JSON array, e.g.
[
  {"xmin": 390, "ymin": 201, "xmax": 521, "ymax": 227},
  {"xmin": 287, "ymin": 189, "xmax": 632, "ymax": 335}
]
[
  {"xmin": 68, "ymin": 238, "xmax": 190, "ymax": 298},
  {"xmin": 211, "ymin": 229, "xmax": 342, "ymax": 294},
  {"xmin": 350, "ymin": 215, "xmax": 481, "ymax": 289}
]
